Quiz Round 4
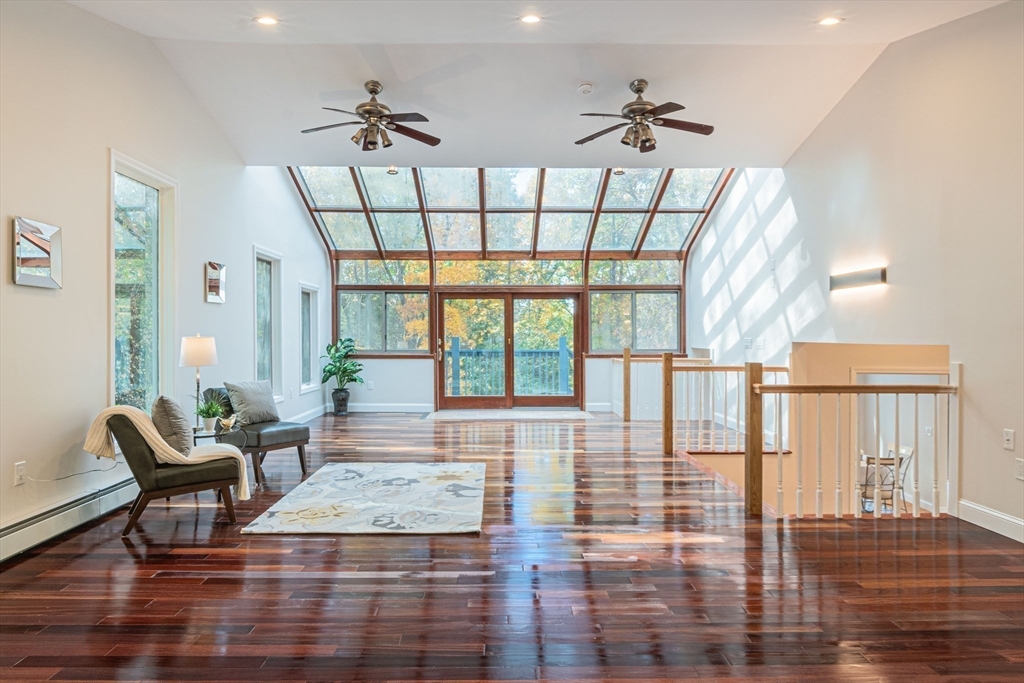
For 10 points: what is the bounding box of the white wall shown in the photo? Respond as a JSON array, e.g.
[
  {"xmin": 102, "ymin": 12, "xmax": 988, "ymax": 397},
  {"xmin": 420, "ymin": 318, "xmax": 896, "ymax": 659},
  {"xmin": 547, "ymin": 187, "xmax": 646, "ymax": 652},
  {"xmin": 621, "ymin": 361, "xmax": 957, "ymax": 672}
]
[
  {"xmin": 347, "ymin": 359, "xmax": 434, "ymax": 412},
  {"xmin": 687, "ymin": 2, "xmax": 1024, "ymax": 530},
  {"xmin": 0, "ymin": 1, "xmax": 330, "ymax": 530}
]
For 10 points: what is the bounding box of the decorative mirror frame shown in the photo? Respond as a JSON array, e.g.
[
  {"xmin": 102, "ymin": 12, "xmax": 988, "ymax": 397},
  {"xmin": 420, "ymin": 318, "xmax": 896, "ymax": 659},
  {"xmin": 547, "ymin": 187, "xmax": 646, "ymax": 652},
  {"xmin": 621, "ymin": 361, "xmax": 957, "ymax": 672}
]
[
  {"xmin": 205, "ymin": 261, "xmax": 226, "ymax": 303},
  {"xmin": 13, "ymin": 216, "xmax": 62, "ymax": 289}
]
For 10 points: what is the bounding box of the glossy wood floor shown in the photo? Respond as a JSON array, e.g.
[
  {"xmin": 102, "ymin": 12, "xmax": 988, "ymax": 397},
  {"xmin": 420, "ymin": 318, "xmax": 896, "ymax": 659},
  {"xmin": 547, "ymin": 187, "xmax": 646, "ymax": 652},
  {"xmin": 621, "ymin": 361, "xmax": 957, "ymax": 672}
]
[{"xmin": 2, "ymin": 413, "xmax": 1022, "ymax": 682}]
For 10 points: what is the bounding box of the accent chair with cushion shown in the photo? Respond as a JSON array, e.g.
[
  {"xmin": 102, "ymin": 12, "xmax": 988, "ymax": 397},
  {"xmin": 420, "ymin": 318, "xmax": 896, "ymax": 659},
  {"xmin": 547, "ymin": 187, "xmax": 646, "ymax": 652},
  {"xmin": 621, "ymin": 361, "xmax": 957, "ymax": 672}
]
[
  {"xmin": 204, "ymin": 381, "xmax": 310, "ymax": 486},
  {"xmin": 108, "ymin": 414, "xmax": 238, "ymax": 536}
]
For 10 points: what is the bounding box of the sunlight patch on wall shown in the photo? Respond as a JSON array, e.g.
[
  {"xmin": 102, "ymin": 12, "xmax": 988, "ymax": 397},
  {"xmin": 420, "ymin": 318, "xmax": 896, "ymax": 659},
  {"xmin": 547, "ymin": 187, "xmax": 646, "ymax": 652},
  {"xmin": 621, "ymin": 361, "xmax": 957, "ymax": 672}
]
[
  {"xmin": 785, "ymin": 281, "xmax": 829, "ymax": 337},
  {"xmin": 700, "ymin": 251, "xmax": 725, "ymax": 297},
  {"xmin": 727, "ymin": 240, "xmax": 769, "ymax": 298},
  {"xmin": 762, "ymin": 196, "xmax": 798, "ymax": 253}
]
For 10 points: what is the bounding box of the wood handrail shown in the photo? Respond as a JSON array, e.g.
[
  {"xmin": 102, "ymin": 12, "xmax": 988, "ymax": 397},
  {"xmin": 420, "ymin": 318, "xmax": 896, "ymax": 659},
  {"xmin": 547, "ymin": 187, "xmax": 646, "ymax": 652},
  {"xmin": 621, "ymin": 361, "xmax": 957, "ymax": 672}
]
[
  {"xmin": 754, "ymin": 384, "xmax": 957, "ymax": 395},
  {"xmin": 673, "ymin": 365, "xmax": 788, "ymax": 373}
]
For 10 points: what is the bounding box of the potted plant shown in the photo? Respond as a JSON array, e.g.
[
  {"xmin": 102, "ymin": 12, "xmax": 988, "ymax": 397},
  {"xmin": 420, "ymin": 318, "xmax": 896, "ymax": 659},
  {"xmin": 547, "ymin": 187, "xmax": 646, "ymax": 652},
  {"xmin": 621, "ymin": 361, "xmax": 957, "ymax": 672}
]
[
  {"xmin": 196, "ymin": 398, "xmax": 225, "ymax": 433},
  {"xmin": 321, "ymin": 337, "xmax": 364, "ymax": 416}
]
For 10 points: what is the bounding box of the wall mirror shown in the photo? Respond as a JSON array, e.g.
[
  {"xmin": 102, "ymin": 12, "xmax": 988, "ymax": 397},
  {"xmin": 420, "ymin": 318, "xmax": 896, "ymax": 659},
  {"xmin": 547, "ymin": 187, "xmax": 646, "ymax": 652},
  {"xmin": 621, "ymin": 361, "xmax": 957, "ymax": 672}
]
[
  {"xmin": 13, "ymin": 216, "xmax": 62, "ymax": 289},
  {"xmin": 205, "ymin": 261, "xmax": 226, "ymax": 303}
]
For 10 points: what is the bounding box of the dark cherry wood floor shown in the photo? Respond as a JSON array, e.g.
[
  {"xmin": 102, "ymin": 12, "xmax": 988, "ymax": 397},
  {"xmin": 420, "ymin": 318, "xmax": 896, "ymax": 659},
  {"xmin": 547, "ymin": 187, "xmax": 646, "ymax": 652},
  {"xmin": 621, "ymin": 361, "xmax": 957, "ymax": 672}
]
[{"xmin": 1, "ymin": 413, "xmax": 1022, "ymax": 682}]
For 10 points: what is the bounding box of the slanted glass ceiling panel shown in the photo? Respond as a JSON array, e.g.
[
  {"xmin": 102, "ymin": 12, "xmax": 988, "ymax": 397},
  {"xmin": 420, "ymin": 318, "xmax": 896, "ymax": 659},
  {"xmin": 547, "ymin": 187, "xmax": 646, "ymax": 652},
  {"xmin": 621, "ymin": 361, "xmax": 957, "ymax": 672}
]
[
  {"xmin": 602, "ymin": 168, "xmax": 662, "ymax": 209},
  {"xmin": 375, "ymin": 212, "xmax": 427, "ymax": 250},
  {"xmin": 336, "ymin": 260, "xmax": 430, "ymax": 285},
  {"xmin": 487, "ymin": 213, "xmax": 533, "ymax": 251},
  {"xmin": 360, "ymin": 167, "xmax": 418, "ymax": 208},
  {"xmin": 298, "ymin": 167, "xmax": 361, "ymax": 208},
  {"xmin": 642, "ymin": 213, "xmax": 698, "ymax": 251},
  {"xmin": 322, "ymin": 212, "xmax": 376, "ymax": 250},
  {"xmin": 661, "ymin": 168, "xmax": 722, "ymax": 208},
  {"xmin": 537, "ymin": 213, "xmax": 590, "ymax": 251},
  {"xmin": 436, "ymin": 260, "xmax": 582, "ymax": 286},
  {"xmin": 485, "ymin": 168, "xmax": 538, "ymax": 208},
  {"xmin": 430, "ymin": 213, "xmax": 480, "ymax": 251},
  {"xmin": 541, "ymin": 168, "xmax": 602, "ymax": 208},
  {"xmin": 590, "ymin": 213, "xmax": 645, "ymax": 250},
  {"xmin": 420, "ymin": 168, "xmax": 478, "ymax": 208},
  {"xmin": 589, "ymin": 260, "xmax": 681, "ymax": 285}
]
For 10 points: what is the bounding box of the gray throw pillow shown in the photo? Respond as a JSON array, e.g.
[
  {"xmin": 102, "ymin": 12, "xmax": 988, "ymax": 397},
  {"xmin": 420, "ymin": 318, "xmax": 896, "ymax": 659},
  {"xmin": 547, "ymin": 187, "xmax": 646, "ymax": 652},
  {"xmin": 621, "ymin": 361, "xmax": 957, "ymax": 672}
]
[
  {"xmin": 150, "ymin": 395, "xmax": 192, "ymax": 455},
  {"xmin": 224, "ymin": 380, "xmax": 280, "ymax": 425}
]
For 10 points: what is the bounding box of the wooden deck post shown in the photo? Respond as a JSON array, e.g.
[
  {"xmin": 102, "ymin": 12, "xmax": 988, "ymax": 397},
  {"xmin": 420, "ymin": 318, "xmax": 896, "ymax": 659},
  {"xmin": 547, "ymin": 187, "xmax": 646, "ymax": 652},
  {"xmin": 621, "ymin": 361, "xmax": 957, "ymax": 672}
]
[
  {"xmin": 744, "ymin": 362, "xmax": 763, "ymax": 516},
  {"xmin": 622, "ymin": 347, "xmax": 631, "ymax": 422},
  {"xmin": 662, "ymin": 353, "xmax": 674, "ymax": 454}
]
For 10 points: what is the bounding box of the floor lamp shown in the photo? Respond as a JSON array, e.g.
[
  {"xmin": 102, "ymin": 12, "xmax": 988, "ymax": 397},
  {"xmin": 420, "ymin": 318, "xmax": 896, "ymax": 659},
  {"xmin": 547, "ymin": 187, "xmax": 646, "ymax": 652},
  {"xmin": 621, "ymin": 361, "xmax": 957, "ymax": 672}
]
[{"xmin": 179, "ymin": 334, "xmax": 219, "ymax": 431}]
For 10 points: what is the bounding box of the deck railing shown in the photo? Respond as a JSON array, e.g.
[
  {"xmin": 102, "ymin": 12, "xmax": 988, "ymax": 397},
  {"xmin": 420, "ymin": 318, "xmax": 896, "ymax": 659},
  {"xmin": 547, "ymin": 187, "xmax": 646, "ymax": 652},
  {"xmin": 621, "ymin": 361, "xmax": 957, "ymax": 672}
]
[{"xmin": 445, "ymin": 336, "xmax": 573, "ymax": 396}]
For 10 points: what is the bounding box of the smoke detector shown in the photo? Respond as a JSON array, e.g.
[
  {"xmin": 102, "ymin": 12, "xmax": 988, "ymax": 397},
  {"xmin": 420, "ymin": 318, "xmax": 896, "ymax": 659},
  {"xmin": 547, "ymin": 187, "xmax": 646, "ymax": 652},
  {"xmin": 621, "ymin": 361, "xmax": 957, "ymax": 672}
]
[{"xmin": 577, "ymin": 82, "xmax": 594, "ymax": 95}]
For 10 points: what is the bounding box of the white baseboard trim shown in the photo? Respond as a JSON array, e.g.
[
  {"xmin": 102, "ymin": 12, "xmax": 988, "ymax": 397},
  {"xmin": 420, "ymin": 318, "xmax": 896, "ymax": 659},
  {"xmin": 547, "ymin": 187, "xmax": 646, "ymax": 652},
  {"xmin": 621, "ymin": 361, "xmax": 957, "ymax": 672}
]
[
  {"xmin": 349, "ymin": 402, "xmax": 433, "ymax": 413},
  {"xmin": 285, "ymin": 403, "xmax": 330, "ymax": 423},
  {"xmin": 587, "ymin": 401, "xmax": 612, "ymax": 412},
  {"xmin": 958, "ymin": 499, "xmax": 1024, "ymax": 543},
  {"xmin": 0, "ymin": 479, "xmax": 139, "ymax": 562}
]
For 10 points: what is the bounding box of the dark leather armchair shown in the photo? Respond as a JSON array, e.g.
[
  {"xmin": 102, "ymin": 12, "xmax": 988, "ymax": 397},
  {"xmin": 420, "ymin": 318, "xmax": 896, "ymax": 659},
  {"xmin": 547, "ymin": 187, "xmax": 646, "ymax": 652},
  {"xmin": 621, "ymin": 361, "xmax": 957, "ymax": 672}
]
[
  {"xmin": 204, "ymin": 388, "xmax": 310, "ymax": 486},
  {"xmin": 108, "ymin": 415, "xmax": 238, "ymax": 537}
]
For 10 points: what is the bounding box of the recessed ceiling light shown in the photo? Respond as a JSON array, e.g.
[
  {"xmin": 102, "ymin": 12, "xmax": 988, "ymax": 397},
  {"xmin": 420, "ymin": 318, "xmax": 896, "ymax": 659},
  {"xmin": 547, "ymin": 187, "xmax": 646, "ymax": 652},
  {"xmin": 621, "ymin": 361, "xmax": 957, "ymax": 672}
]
[
  {"xmin": 255, "ymin": 16, "xmax": 278, "ymax": 26},
  {"xmin": 818, "ymin": 17, "xmax": 843, "ymax": 26},
  {"xmin": 520, "ymin": 14, "xmax": 541, "ymax": 24},
  {"xmin": 387, "ymin": 165, "xmax": 399, "ymax": 176}
]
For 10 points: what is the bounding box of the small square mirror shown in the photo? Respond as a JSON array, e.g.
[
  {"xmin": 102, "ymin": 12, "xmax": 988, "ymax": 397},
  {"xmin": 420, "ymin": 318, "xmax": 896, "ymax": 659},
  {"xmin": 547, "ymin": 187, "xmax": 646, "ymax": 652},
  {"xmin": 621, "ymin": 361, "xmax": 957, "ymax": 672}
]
[
  {"xmin": 14, "ymin": 217, "xmax": 62, "ymax": 289},
  {"xmin": 205, "ymin": 261, "xmax": 226, "ymax": 303}
]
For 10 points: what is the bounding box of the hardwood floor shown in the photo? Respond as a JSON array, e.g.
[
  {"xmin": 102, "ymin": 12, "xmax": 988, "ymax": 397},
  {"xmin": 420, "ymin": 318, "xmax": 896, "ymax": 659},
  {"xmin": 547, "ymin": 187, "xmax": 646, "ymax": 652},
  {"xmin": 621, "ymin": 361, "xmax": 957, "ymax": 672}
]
[{"xmin": 1, "ymin": 413, "xmax": 1021, "ymax": 681}]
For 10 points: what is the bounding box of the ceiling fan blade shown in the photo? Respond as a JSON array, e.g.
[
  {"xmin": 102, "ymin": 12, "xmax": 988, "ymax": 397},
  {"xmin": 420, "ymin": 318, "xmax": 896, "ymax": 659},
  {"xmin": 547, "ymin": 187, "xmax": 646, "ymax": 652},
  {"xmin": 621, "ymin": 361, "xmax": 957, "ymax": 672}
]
[
  {"xmin": 574, "ymin": 122, "xmax": 630, "ymax": 145},
  {"xmin": 300, "ymin": 121, "xmax": 361, "ymax": 134},
  {"xmin": 388, "ymin": 122, "xmax": 441, "ymax": 146},
  {"xmin": 322, "ymin": 107, "xmax": 361, "ymax": 118},
  {"xmin": 644, "ymin": 101, "xmax": 685, "ymax": 118},
  {"xmin": 639, "ymin": 142, "xmax": 657, "ymax": 153},
  {"xmin": 652, "ymin": 118, "xmax": 714, "ymax": 135},
  {"xmin": 581, "ymin": 113, "xmax": 628, "ymax": 119},
  {"xmin": 385, "ymin": 112, "xmax": 429, "ymax": 123}
]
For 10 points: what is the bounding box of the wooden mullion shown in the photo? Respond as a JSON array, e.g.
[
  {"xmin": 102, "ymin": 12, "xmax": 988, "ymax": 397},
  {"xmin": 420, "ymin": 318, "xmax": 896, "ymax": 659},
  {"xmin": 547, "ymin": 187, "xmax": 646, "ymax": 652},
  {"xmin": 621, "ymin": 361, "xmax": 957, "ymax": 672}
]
[
  {"xmin": 530, "ymin": 168, "xmax": 545, "ymax": 259},
  {"xmin": 349, "ymin": 167, "xmax": 385, "ymax": 259},
  {"xmin": 410, "ymin": 168, "xmax": 437, "ymax": 369},
  {"xmin": 632, "ymin": 168, "xmax": 673, "ymax": 258},
  {"xmin": 583, "ymin": 169, "xmax": 612, "ymax": 262},
  {"xmin": 478, "ymin": 168, "xmax": 488, "ymax": 259},
  {"xmin": 286, "ymin": 167, "xmax": 334, "ymax": 256}
]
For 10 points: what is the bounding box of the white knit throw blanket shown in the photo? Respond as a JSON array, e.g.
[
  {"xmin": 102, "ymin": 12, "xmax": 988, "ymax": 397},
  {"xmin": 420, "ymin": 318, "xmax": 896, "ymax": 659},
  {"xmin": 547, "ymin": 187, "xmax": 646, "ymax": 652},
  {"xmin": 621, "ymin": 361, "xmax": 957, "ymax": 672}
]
[{"xmin": 84, "ymin": 405, "xmax": 250, "ymax": 500}]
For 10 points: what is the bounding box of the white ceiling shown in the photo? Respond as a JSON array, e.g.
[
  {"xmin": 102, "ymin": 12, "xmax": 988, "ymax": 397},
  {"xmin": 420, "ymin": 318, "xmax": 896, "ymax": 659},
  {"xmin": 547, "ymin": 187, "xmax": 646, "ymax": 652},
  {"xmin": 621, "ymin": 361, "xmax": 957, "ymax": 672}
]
[{"xmin": 70, "ymin": 0, "xmax": 1004, "ymax": 168}]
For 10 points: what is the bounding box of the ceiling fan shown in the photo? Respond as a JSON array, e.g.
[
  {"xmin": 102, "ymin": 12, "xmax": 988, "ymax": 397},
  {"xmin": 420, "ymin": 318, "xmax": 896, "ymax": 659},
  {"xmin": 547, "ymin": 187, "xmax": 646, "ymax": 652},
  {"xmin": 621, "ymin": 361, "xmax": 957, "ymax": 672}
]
[
  {"xmin": 574, "ymin": 79, "xmax": 714, "ymax": 153},
  {"xmin": 301, "ymin": 80, "xmax": 440, "ymax": 150}
]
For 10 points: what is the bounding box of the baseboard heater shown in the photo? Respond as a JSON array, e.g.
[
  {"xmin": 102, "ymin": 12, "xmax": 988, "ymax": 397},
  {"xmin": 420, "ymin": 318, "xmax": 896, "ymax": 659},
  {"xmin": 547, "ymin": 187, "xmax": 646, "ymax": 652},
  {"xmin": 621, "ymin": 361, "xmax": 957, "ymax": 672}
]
[{"xmin": 0, "ymin": 478, "xmax": 137, "ymax": 562}]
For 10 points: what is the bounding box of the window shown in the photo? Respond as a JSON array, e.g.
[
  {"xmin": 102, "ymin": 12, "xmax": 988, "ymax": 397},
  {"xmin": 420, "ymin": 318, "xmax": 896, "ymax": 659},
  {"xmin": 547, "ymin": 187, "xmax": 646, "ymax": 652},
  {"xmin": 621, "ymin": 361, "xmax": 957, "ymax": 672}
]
[
  {"xmin": 113, "ymin": 171, "xmax": 161, "ymax": 409},
  {"xmin": 254, "ymin": 248, "xmax": 283, "ymax": 395},
  {"xmin": 589, "ymin": 291, "xmax": 678, "ymax": 352},
  {"xmin": 337, "ymin": 291, "xmax": 429, "ymax": 352},
  {"xmin": 300, "ymin": 285, "xmax": 319, "ymax": 391}
]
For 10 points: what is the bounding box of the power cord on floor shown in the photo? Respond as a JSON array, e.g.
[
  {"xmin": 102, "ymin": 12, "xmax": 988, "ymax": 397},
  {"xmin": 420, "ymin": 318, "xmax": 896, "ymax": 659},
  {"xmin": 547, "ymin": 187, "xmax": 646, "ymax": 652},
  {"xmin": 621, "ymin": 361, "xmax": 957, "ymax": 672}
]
[{"xmin": 26, "ymin": 460, "xmax": 123, "ymax": 482}]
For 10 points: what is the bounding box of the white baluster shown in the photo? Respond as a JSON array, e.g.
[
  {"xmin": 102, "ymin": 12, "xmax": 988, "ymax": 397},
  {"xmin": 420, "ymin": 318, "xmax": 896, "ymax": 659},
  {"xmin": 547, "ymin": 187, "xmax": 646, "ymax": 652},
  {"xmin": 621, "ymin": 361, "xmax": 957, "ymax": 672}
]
[
  {"xmin": 854, "ymin": 394, "xmax": 862, "ymax": 519},
  {"xmin": 796, "ymin": 394, "xmax": 804, "ymax": 519},
  {"xmin": 698, "ymin": 371, "xmax": 704, "ymax": 451},
  {"xmin": 776, "ymin": 393, "xmax": 784, "ymax": 517},
  {"xmin": 736, "ymin": 371, "xmax": 742, "ymax": 451},
  {"xmin": 684, "ymin": 372, "xmax": 690, "ymax": 452},
  {"xmin": 913, "ymin": 394, "xmax": 920, "ymax": 518},
  {"xmin": 815, "ymin": 393, "xmax": 823, "ymax": 519},
  {"xmin": 873, "ymin": 393, "xmax": 882, "ymax": 519},
  {"xmin": 835, "ymin": 394, "xmax": 842, "ymax": 518},
  {"xmin": 932, "ymin": 396, "xmax": 940, "ymax": 518},
  {"xmin": 893, "ymin": 394, "xmax": 901, "ymax": 518}
]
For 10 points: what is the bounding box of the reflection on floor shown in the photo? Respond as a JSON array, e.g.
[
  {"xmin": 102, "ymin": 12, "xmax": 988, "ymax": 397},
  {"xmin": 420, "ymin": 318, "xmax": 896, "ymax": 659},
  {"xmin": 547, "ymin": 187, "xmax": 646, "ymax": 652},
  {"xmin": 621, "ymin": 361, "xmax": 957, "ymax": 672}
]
[
  {"xmin": 1, "ymin": 412, "xmax": 1021, "ymax": 681},
  {"xmin": 426, "ymin": 409, "xmax": 593, "ymax": 420}
]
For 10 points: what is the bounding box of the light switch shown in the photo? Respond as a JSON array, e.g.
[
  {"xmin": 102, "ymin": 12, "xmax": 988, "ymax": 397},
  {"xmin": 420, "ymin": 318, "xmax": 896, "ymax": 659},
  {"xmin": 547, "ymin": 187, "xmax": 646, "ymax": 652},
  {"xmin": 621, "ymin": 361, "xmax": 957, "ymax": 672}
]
[
  {"xmin": 744, "ymin": 338, "xmax": 753, "ymax": 349},
  {"xmin": 1004, "ymin": 429, "xmax": 1015, "ymax": 451}
]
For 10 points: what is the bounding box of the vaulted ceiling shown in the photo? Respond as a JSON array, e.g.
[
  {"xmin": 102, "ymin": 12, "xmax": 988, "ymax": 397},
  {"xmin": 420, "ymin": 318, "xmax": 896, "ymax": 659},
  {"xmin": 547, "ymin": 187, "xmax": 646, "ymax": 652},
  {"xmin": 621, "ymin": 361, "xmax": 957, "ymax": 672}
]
[{"xmin": 70, "ymin": 0, "xmax": 1004, "ymax": 168}]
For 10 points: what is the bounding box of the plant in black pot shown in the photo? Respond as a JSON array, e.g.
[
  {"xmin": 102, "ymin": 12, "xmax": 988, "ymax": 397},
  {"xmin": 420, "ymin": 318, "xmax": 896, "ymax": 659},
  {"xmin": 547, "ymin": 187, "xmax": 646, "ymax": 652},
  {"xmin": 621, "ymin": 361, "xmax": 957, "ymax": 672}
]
[{"xmin": 321, "ymin": 338, "xmax": 364, "ymax": 416}]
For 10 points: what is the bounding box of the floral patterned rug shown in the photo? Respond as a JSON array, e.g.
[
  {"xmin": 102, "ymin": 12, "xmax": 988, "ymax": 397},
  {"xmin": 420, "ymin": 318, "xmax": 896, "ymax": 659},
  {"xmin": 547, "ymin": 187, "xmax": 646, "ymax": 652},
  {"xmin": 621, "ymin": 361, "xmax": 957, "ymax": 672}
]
[{"xmin": 241, "ymin": 462, "xmax": 486, "ymax": 534}]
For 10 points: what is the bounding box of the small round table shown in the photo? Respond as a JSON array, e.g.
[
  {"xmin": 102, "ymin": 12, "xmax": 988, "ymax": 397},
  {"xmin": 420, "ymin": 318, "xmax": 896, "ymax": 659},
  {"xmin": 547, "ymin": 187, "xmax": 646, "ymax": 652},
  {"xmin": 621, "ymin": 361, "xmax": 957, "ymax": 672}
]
[{"xmin": 193, "ymin": 423, "xmax": 242, "ymax": 446}]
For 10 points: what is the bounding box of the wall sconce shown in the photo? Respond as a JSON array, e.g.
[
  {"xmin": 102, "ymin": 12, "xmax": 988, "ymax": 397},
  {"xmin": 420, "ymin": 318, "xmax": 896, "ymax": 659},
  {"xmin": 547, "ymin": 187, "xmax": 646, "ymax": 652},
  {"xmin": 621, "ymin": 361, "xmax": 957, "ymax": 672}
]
[{"xmin": 829, "ymin": 266, "xmax": 887, "ymax": 291}]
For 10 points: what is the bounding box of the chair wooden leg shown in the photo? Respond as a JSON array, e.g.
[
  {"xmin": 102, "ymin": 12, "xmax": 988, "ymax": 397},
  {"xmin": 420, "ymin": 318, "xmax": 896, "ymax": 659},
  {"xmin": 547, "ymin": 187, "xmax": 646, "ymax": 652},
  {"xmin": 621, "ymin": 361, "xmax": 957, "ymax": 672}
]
[
  {"xmin": 297, "ymin": 444, "xmax": 308, "ymax": 476},
  {"xmin": 250, "ymin": 452, "xmax": 264, "ymax": 486},
  {"xmin": 220, "ymin": 485, "xmax": 236, "ymax": 523},
  {"xmin": 126, "ymin": 491, "xmax": 144, "ymax": 518},
  {"xmin": 122, "ymin": 494, "xmax": 151, "ymax": 537}
]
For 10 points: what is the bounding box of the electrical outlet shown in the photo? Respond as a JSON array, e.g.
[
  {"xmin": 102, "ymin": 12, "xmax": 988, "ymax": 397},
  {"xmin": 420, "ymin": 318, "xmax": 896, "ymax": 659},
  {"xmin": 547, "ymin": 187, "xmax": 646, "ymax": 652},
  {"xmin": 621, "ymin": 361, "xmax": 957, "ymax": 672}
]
[
  {"xmin": 367, "ymin": 380, "xmax": 374, "ymax": 391},
  {"xmin": 1004, "ymin": 429, "xmax": 1015, "ymax": 451},
  {"xmin": 1016, "ymin": 458, "xmax": 1024, "ymax": 481},
  {"xmin": 14, "ymin": 462, "xmax": 26, "ymax": 486},
  {"xmin": 925, "ymin": 426, "xmax": 933, "ymax": 437}
]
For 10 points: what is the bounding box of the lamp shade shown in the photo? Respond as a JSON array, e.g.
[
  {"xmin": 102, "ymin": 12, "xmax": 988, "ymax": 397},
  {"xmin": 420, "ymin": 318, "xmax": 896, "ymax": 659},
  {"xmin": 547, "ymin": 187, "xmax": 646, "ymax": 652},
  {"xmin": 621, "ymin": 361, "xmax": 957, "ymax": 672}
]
[{"xmin": 179, "ymin": 335, "xmax": 218, "ymax": 367}]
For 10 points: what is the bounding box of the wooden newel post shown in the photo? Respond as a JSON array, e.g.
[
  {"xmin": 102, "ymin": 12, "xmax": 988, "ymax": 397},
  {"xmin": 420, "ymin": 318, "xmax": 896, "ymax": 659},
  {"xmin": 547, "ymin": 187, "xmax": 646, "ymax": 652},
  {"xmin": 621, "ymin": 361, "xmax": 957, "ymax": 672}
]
[
  {"xmin": 622, "ymin": 347, "xmax": 631, "ymax": 422},
  {"xmin": 744, "ymin": 362, "xmax": 763, "ymax": 515},
  {"xmin": 662, "ymin": 353, "xmax": 674, "ymax": 455}
]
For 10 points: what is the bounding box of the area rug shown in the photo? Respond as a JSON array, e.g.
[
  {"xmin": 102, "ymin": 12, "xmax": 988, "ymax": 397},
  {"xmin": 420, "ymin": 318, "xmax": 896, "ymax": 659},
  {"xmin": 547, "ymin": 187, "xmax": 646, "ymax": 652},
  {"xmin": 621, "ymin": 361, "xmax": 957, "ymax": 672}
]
[
  {"xmin": 426, "ymin": 409, "xmax": 593, "ymax": 421},
  {"xmin": 242, "ymin": 462, "xmax": 485, "ymax": 534}
]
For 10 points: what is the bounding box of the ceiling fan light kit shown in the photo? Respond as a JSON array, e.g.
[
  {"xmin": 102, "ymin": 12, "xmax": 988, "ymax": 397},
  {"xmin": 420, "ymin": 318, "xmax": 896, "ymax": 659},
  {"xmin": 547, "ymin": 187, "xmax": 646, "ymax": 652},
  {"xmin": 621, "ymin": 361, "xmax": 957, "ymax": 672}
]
[
  {"xmin": 301, "ymin": 80, "xmax": 440, "ymax": 150},
  {"xmin": 576, "ymin": 78, "xmax": 714, "ymax": 153}
]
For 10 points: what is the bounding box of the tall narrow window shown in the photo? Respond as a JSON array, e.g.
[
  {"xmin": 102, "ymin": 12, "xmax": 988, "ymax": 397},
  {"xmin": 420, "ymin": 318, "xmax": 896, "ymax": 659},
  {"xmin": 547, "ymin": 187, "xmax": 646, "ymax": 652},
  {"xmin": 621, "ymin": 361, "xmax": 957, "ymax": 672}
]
[
  {"xmin": 300, "ymin": 287, "xmax": 318, "ymax": 390},
  {"xmin": 256, "ymin": 258, "xmax": 273, "ymax": 383},
  {"xmin": 114, "ymin": 172, "xmax": 160, "ymax": 409}
]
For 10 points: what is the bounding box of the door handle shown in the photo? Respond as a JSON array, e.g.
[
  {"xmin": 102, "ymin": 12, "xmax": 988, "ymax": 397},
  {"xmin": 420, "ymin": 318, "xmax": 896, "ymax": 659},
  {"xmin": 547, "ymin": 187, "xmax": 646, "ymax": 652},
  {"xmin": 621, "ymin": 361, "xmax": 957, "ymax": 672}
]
[{"xmin": 437, "ymin": 338, "xmax": 443, "ymax": 362}]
